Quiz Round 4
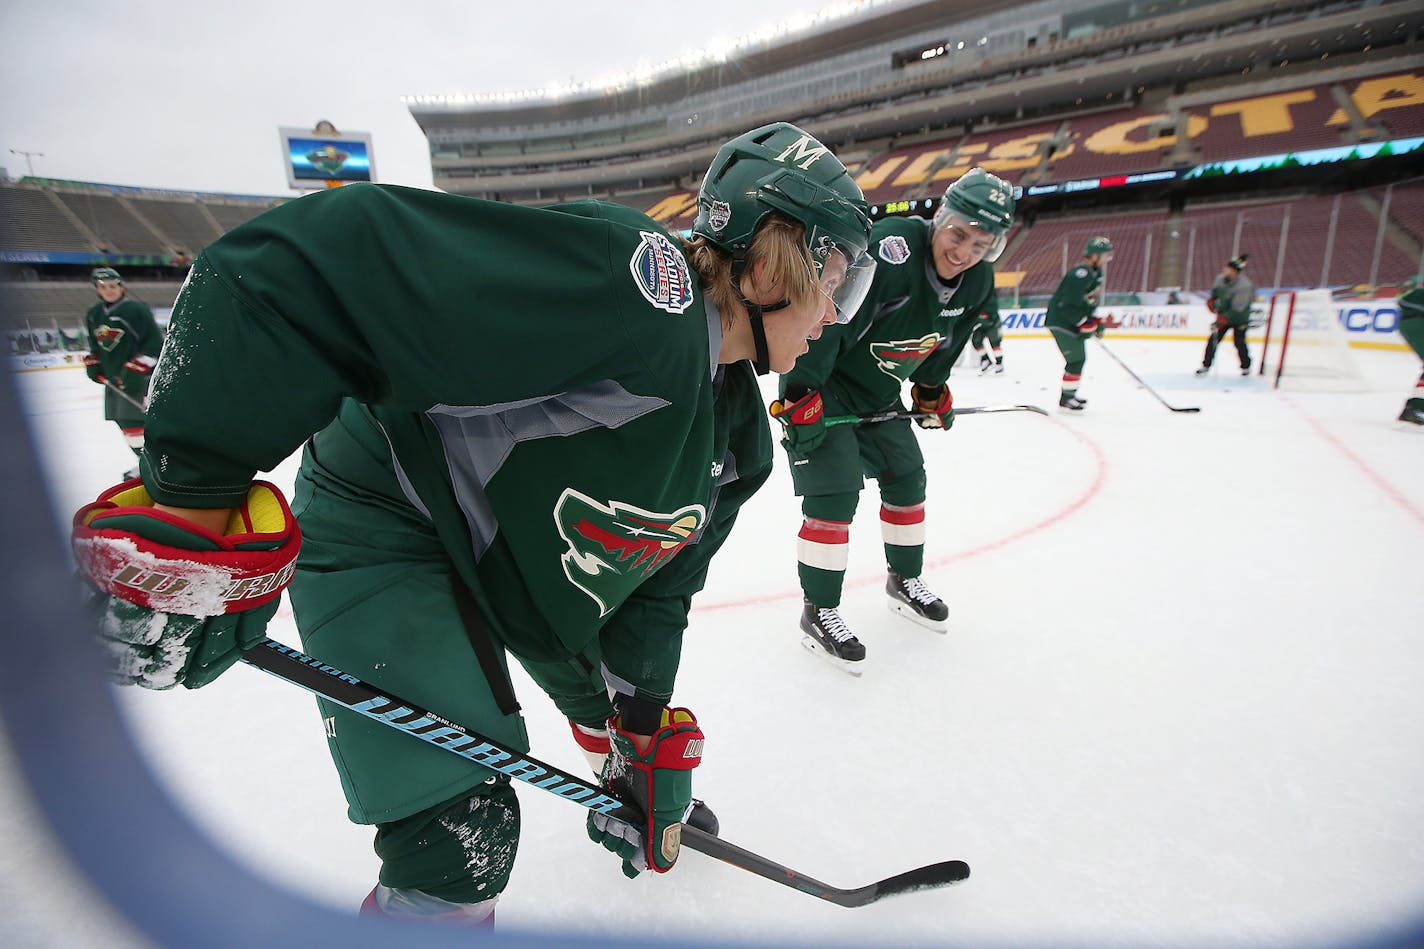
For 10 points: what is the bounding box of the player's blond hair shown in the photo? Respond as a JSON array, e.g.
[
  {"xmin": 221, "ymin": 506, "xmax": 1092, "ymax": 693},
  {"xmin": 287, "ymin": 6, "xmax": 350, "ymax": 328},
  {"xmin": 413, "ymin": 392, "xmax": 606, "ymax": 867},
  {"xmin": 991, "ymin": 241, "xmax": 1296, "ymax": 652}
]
[{"xmin": 683, "ymin": 214, "xmax": 819, "ymax": 328}]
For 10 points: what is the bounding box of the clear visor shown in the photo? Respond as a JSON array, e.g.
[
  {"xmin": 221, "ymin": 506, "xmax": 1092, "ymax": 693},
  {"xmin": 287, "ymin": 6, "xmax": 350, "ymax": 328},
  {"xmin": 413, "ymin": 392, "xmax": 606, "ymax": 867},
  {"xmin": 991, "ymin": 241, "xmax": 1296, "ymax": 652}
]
[
  {"xmin": 808, "ymin": 227, "xmax": 876, "ymax": 324},
  {"xmin": 1099, "ymin": 250, "xmax": 1115, "ymax": 264},
  {"xmin": 936, "ymin": 209, "xmax": 1008, "ymax": 264}
]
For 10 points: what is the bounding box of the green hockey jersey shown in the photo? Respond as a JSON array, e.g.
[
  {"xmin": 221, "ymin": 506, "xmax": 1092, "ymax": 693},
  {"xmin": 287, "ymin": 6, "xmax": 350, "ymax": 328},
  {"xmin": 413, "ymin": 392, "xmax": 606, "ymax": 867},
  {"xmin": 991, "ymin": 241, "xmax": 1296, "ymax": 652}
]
[
  {"xmin": 84, "ymin": 294, "xmax": 161, "ymax": 423},
  {"xmin": 781, "ymin": 215, "xmax": 996, "ymax": 413},
  {"xmin": 1046, "ymin": 260, "xmax": 1103, "ymax": 331},
  {"xmin": 141, "ymin": 183, "xmax": 772, "ymax": 701}
]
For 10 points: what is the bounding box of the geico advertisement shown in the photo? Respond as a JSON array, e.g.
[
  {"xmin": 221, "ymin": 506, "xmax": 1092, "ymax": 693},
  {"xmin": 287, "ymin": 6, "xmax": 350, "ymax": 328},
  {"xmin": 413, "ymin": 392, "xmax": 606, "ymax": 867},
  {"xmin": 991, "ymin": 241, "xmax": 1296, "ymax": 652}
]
[{"xmin": 1000, "ymin": 298, "xmax": 1408, "ymax": 342}]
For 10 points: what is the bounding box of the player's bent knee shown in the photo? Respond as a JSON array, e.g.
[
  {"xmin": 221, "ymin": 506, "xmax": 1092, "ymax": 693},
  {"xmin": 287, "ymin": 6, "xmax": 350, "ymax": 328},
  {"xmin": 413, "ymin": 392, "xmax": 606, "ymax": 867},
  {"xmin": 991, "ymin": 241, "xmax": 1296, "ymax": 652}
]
[{"xmin": 372, "ymin": 777, "xmax": 520, "ymax": 905}]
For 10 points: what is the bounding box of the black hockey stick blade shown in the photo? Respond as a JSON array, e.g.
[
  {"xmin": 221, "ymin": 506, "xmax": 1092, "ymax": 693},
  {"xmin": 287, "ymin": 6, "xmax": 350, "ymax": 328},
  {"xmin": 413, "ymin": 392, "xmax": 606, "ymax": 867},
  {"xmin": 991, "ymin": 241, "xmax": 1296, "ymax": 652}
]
[
  {"xmin": 681, "ymin": 825, "xmax": 969, "ymax": 908},
  {"xmin": 1093, "ymin": 339, "xmax": 1201, "ymax": 413}
]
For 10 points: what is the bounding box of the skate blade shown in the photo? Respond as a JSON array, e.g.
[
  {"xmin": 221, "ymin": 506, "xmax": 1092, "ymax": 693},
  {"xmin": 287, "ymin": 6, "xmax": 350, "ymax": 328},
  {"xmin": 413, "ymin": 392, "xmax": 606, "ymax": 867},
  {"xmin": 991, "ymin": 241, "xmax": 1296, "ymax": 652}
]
[
  {"xmin": 800, "ymin": 635, "xmax": 864, "ymax": 676},
  {"xmin": 887, "ymin": 599, "xmax": 948, "ymax": 633}
]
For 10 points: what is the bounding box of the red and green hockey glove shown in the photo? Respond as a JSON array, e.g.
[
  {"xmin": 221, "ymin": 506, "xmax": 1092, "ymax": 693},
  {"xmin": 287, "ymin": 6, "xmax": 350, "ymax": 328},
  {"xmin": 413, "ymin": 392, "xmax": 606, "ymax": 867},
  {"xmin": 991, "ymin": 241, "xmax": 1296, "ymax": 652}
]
[
  {"xmin": 911, "ymin": 383, "xmax": 955, "ymax": 430},
  {"xmin": 769, "ymin": 389, "xmax": 827, "ymax": 457},
  {"xmin": 586, "ymin": 707, "xmax": 704, "ymax": 878},
  {"xmin": 83, "ymin": 353, "xmax": 106, "ymax": 384},
  {"xmin": 119, "ymin": 354, "xmax": 156, "ymax": 400},
  {"xmin": 1078, "ymin": 315, "xmax": 1103, "ymax": 337},
  {"xmin": 71, "ymin": 478, "xmax": 300, "ymax": 690}
]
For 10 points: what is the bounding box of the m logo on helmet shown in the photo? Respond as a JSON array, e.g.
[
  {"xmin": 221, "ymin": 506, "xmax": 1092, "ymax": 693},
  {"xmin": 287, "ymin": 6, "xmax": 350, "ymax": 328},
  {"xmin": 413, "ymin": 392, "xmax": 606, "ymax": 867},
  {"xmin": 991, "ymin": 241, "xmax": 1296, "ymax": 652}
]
[
  {"xmin": 555, "ymin": 488, "xmax": 706, "ymax": 616},
  {"xmin": 774, "ymin": 135, "xmax": 830, "ymax": 170}
]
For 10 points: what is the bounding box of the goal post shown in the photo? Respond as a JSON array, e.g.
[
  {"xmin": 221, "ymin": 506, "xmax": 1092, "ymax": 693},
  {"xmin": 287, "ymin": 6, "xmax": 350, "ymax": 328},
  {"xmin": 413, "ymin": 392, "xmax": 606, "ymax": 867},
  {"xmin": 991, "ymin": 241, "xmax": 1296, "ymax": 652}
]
[{"xmin": 1259, "ymin": 289, "xmax": 1368, "ymax": 391}]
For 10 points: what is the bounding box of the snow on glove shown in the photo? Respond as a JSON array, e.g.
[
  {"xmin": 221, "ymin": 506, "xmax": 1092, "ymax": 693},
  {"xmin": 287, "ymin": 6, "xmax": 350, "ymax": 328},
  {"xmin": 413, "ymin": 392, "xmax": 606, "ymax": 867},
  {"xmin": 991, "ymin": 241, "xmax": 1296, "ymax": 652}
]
[
  {"xmin": 911, "ymin": 383, "xmax": 955, "ymax": 430},
  {"xmin": 83, "ymin": 353, "xmax": 106, "ymax": 384},
  {"xmin": 72, "ymin": 478, "xmax": 300, "ymax": 690},
  {"xmin": 586, "ymin": 707, "xmax": 703, "ymax": 878},
  {"xmin": 769, "ymin": 389, "xmax": 827, "ymax": 456}
]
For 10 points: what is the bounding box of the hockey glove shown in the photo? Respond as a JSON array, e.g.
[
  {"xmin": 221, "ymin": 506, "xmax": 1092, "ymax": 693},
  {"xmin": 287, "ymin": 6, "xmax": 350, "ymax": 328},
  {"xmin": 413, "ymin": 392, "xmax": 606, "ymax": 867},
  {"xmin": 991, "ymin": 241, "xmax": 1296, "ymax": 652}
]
[
  {"xmin": 72, "ymin": 478, "xmax": 300, "ymax": 690},
  {"xmin": 120, "ymin": 354, "xmax": 156, "ymax": 400},
  {"xmin": 586, "ymin": 707, "xmax": 703, "ymax": 878},
  {"xmin": 911, "ymin": 383, "xmax": 955, "ymax": 430},
  {"xmin": 1078, "ymin": 316, "xmax": 1103, "ymax": 337},
  {"xmin": 1214, "ymin": 314, "xmax": 1229, "ymax": 331},
  {"xmin": 1093, "ymin": 322, "xmax": 1107, "ymax": 338},
  {"xmin": 83, "ymin": 353, "xmax": 106, "ymax": 384},
  {"xmin": 769, "ymin": 389, "xmax": 827, "ymax": 457}
]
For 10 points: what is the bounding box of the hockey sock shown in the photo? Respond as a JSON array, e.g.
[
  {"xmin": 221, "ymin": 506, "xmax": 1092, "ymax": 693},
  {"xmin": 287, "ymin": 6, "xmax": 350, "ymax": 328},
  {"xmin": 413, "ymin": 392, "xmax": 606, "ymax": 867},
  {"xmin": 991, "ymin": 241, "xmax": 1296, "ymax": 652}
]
[
  {"xmin": 880, "ymin": 501, "xmax": 926, "ymax": 579},
  {"xmin": 797, "ymin": 516, "xmax": 848, "ymax": 607},
  {"xmin": 372, "ymin": 780, "xmax": 520, "ymax": 904}
]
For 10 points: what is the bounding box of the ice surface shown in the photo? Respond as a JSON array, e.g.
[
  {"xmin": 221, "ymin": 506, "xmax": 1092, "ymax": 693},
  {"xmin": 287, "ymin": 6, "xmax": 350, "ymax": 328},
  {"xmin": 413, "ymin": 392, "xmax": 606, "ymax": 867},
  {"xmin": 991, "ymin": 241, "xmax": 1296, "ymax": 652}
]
[{"xmin": 6, "ymin": 335, "xmax": 1424, "ymax": 947}]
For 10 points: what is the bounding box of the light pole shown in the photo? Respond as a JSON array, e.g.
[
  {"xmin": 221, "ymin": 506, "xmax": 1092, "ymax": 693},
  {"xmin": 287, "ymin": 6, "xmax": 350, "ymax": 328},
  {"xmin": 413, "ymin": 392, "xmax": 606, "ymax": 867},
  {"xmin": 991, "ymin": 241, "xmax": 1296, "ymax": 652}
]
[{"xmin": 9, "ymin": 149, "xmax": 44, "ymax": 177}]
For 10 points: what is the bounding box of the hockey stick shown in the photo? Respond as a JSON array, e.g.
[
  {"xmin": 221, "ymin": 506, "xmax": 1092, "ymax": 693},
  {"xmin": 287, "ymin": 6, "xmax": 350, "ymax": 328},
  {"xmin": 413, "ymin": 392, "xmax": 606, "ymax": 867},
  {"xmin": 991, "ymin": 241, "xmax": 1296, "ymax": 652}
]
[
  {"xmin": 240, "ymin": 638, "xmax": 969, "ymax": 907},
  {"xmin": 99, "ymin": 376, "xmax": 148, "ymax": 413},
  {"xmin": 825, "ymin": 404, "xmax": 1049, "ymax": 427},
  {"xmin": 1092, "ymin": 339, "xmax": 1201, "ymax": 413}
]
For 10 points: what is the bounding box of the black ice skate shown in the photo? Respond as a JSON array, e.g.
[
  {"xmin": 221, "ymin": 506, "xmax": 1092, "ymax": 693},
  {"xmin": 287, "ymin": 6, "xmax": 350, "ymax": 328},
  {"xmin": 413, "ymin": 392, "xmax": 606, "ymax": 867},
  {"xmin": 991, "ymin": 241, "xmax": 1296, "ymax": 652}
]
[
  {"xmin": 992, "ymin": 359, "xmax": 1004, "ymax": 374},
  {"xmin": 1399, "ymin": 404, "xmax": 1424, "ymax": 426},
  {"xmin": 800, "ymin": 599, "xmax": 865, "ymax": 675},
  {"xmin": 1240, "ymin": 365, "xmax": 1251, "ymax": 376},
  {"xmin": 1059, "ymin": 394, "xmax": 1087, "ymax": 411},
  {"xmin": 978, "ymin": 353, "xmax": 993, "ymax": 373},
  {"xmin": 1195, "ymin": 365, "xmax": 1211, "ymax": 376},
  {"xmin": 885, "ymin": 572, "xmax": 948, "ymax": 632}
]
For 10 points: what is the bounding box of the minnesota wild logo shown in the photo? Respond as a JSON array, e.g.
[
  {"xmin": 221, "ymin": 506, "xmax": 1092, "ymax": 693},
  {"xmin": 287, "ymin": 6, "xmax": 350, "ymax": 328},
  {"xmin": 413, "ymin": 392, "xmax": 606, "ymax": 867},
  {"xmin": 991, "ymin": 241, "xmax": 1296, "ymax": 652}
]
[
  {"xmin": 93, "ymin": 324, "xmax": 124, "ymax": 351},
  {"xmin": 869, "ymin": 334, "xmax": 941, "ymax": 379},
  {"xmin": 305, "ymin": 144, "xmax": 350, "ymax": 176},
  {"xmin": 555, "ymin": 489, "xmax": 706, "ymax": 616}
]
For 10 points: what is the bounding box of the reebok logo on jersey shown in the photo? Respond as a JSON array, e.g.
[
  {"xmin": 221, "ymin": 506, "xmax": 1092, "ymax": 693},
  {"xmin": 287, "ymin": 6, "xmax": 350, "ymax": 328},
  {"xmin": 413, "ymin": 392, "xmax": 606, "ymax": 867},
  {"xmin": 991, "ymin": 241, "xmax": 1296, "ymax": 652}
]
[
  {"xmin": 878, "ymin": 235, "xmax": 911, "ymax": 265},
  {"xmin": 630, "ymin": 231, "xmax": 694, "ymax": 315},
  {"xmin": 869, "ymin": 334, "xmax": 941, "ymax": 379},
  {"xmin": 555, "ymin": 488, "xmax": 706, "ymax": 616},
  {"xmin": 938, "ymin": 306, "xmax": 965, "ymax": 319}
]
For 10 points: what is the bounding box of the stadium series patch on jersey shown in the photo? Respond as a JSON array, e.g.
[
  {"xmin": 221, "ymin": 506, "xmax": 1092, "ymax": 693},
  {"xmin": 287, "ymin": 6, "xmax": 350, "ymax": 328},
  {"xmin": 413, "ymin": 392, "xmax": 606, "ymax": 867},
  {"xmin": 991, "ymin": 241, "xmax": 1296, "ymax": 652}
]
[
  {"xmin": 878, "ymin": 235, "xmax": 911, "ymax": 265},
  {"xmin": 630, "ymin": 231, "xmax": 694, "ymax": 314},
  {"xmin": 555, "ymin": 488, "xmax": 706, "ymax": 616}
]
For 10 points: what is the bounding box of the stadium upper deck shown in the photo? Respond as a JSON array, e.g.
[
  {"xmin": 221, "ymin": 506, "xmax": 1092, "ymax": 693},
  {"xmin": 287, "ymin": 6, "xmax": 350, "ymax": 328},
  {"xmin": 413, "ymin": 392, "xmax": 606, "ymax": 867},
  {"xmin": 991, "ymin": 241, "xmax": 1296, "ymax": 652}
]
[{"xmin": 407, "ymin": 0, "xmax": 1422, "ymax": 205}]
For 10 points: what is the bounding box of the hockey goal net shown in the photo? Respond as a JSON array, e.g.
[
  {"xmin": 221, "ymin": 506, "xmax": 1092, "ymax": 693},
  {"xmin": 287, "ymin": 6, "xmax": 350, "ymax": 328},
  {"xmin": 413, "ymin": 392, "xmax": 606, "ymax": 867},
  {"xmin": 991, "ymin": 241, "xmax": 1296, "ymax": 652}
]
[{"xmin": 1259, "ymin": 289, "xmax": 1368, "ymax": 391}]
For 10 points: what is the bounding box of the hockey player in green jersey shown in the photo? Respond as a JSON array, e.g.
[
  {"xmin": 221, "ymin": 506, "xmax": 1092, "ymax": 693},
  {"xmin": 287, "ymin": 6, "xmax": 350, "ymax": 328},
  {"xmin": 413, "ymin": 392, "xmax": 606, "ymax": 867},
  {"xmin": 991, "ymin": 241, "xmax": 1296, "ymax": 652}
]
[
  {"xmin": 81, "ymin": 267, "xmax": 162, "ymax": 478},
  {"xmin": 1196, "ymin": 254, "xmax": 1256, "ymax": 376},
  {"xmin": 1397, "ymin": 276, "xmax": 1424, "ymax": 426},
  {"xmin": 70, "ymin": 122, "xmax": 874, "ymax": 926},
  {"xmin": 971, "ymin": 293, "xmax": 1006, "ymax": 373},
  {"xmin": 770, "ymin": 167, "xmax": 1014, "ymax": 669},
  {"xmin": 1046, "ymin": 236, "xmax": 1113, "ymax": 411}
]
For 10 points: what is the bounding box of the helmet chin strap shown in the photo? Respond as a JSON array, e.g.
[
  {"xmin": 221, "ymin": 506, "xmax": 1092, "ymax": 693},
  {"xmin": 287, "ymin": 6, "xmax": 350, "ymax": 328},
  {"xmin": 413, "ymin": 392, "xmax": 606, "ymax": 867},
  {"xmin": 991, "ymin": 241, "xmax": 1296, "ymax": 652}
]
[{"xmin": 731, "ymin": 253, "xmax": 790, "ymax": 375}]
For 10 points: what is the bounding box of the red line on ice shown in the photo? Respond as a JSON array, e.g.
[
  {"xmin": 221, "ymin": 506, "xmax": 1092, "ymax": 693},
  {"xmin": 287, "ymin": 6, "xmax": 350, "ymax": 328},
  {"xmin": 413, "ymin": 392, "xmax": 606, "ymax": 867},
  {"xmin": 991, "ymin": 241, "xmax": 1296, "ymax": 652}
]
[{"xmin": 697, "ymin": 419, "xmax": 1109, "ymax": 612}]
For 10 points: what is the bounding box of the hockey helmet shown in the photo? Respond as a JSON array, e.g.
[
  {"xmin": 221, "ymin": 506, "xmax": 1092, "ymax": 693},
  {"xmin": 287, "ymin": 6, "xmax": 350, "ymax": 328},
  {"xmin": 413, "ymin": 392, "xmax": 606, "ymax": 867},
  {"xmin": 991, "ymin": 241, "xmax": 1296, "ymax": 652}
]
[
  {"xmin": 694, "ymin": 122, "xmax": 874, "ymax": 322},
  {"xmin": 91, "ymin": 266, "xmax": 123, "ymax": 284},
  {"xmin": 1226, "ymin": 253, "xmax": 1249, "ymax": 271},
  {"xmin": 932, "ymin": 167, "xmax": 1016, "ymax": 262},
  {"xmin": 1085, "ymin": 236, "xmax": 1114, "ymax": 262}
]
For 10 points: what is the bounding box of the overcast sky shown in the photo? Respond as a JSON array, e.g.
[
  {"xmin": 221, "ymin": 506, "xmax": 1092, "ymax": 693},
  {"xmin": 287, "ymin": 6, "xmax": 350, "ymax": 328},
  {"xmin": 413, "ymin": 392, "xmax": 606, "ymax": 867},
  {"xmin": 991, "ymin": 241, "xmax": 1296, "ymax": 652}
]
[{"xmin": 0, "ymin": 0, "xmax": 865, "ymax": 197}]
